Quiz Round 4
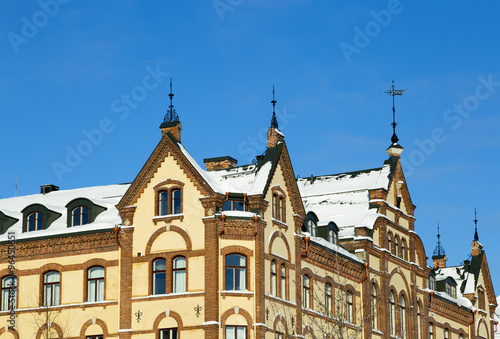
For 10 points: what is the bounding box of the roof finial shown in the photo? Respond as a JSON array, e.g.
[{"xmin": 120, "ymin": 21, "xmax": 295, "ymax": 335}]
[
  {"xmin": 473, "ymin": 208, "xmax": 479, "ymax": 242},
  {"xmin": 385, "ymin": 81, "xmax": 405, "ymax": 144},
  {"xmin": 270, "ymin": 85, "xmax": 279, "ymax": 129},
  {"xmin": 433, "ymin": 223, "xmax": 446, "ymax": 256},
  {"xmin": 163, "ymin": 78, "xmax": 179, "ymax": 123}
]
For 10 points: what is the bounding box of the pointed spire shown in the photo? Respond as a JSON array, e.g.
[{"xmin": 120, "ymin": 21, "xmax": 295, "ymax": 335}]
[
  {"xmin": 270, "ymin": 85, "xmax": 278, "ymax": 129},
  {"xmin": 385, "ymin": 80, "xmax": 405, "ymax": 144},
  {"xmin": 163, "ymin": 78, "xmax": 179, "ymax": 123},
  {"xmin": 473, "ymin": 208, "xmax": 479, "ymax": 242},
  {"xmin": 433, "ymin": 223, "xmax": 446, "ymax": 257}
]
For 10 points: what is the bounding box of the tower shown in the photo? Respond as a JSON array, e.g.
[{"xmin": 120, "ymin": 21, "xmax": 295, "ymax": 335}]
[{"xmin": 432, "ymin": 223, "xmax": 447, "ymax": 268}]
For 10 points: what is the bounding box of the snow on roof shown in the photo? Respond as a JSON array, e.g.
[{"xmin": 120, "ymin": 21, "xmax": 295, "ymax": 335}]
[
  {"xmin": 307, "ymin": 234, "xmax": 363, "ymax": 263},
  {"xmin": 178, "ymin": 141, "xmax": 274, "ymax": 195},
  {"xmin": 0, "ymin": 184, "xmax": 129, "ymax": 241},
  {"xmin": 298, "ymin": 164, "xmax": 392, "ymax": 235},
  {"xmin": 434, "ymin": 265, "xmax": 474, "ymax": 309}
]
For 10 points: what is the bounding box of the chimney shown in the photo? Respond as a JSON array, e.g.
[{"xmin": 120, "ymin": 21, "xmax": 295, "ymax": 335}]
[
  {"xmin": 267, "ymin": 127, "xmax": 284, "ymax": 148},
  {"xmin": 41, "ymin": 184, "xmax": 59, "ymax": 194},
  {"xmin": 432, "ymin": 255, "xmax": 447, "ymax": 269},
  {"xmin": 160, "ymin": 121, "xmax": 182, "ymax": 142},
  {"xmin": 203, "ymin": 156, "xmax": 238, "ymax": 171},
  {"xmin": 471, "ymin": 240, "xmax": 483, "ymax": 256},
  {"xmin": 386, "ymin": 143, "xmax": 404, "ymax": 158}
]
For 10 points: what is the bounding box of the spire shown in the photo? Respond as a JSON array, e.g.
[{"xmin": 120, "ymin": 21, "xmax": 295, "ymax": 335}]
[
  {"xmin": 270, "ymin": 85, "xmax": 278, "ymax": 129},
  {"xmin": 433, "ymin": 223, "xmax": 446, "ymax": 257},
  {"xmin": 163, "ymin": 78, "xmax": 179, "ymax": 123},
  {"xmin": 385, "ymin": 80, "xmax": 405, "ymax": 144},
  {"xmin": 473, "ymin": 208, "xmax": 479, "ymax": 242}
]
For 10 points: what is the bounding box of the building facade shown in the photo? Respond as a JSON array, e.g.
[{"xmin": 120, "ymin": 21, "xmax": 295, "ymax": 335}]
[{"xmin": 0, "ymin": 96, "xmax": 498, "ymax": 338}]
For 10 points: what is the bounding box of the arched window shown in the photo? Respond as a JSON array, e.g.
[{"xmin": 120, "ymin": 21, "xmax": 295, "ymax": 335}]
[
  {"xmin": 226, "ymin": 254, "xmax": 246, "ymax": 291},
  {"xmin": 153, "ymin": 258, "xmax": 166, "ymax": 295},
  {"xmin": 159, "ymin": 191, "xmax": 169, "ymax": 216},
  {"xmin": 389, "ymin": 291, "xmax": 396, "ymax": 336},
  {"xmin": 429, "ymin": 274, "xmax": 436, "ymax": 290},
  {"xmin": 272, "ymin": 194, "xmax": 278, "ymax": 219},
  {"xmin": 388, "ymin": 233, "xmax": 392, "ymax": 252},
  {"xmin": 429, "ymin": 323, "xmax": 434, "ymax": 339},
  {"xmin": 444, "ymin": 328, "xmax": 449, "ymax": 339},
  {"xmin": 394, "ymin": 236, "xmax": 399, "ymax": 257},
  {"xmin": 328, "ymin": 222, "xmax": 339, "ymax": 245},
  {"xmin": 1, "ymin": 276, "xmax": 16, "ymax": 311},
  {"xmin": 346, "ymin": 291, "xmax": 353, "ymax": 323},
  {"xmin": 270, "ymin": 261, "xmax": 277, "ymax": 296},
  {"xmin": 417, "ymin": 303, "xmax": 422, "ymax": 339},
  {"xmin": 459, "ymin": 334, "xmax": 464, "ymax": 339},
  {"xmin": 399, "ymin": 295, "xmax": 406, "ymax": 338},
  {"xmin": 325, "ymin": 283, "xmax": 332, "ymax": 316},
  {"xmin": 43, "ymin": 271, "xmax": 60, "ymax": 306},
  {"xmin": 27, "ymin": 211, "xmax": 43, "ymax": 231},
  {"xmin": 71, "ymin": 206, "xmax": 89, "ymax": 226},
  {"xmin": 308, "ymin": 219, "xmax": 317, "ymax": 237},
  {"xmin": 303, "ymin": 275, "xmax": 311, "ymax": 309},
  {"xmin": 478, "ymin": 288, "xmax": 485, "ymax": 310},
  {"xmin": 371, "ymin": 284, "xmax": 377, "ymax": 330},
  {"xmin": 401, "ymin": 239, "xmax": 406, "ymax": 260},
  {"xmin": 280, "ymin": 264, "xmax": 286, "ymax": 300},
  {"xmin": 172, "ymin": 189, "xmax": 181, "ymax": 215},
  {"xmin": 172, "ymin": 256, "xmax": 186, "ymax": 293},
  {"xmin": 87, "ymin": 266, "xmax": 104, "ymax": 302},
  {"xmin": 279, "ymin": 197, "xmax": 284, "ymax": 221}
]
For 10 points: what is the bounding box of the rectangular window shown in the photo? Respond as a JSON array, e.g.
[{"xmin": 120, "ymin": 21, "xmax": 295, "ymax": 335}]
[
  {"xmin": 226, "ymin": 326, "xmax": 246, "ymax": 339},
  {"xmin": 225, "ymin": 255, "xmax": 246, "ymax": 291},
  {"xmin": 160, "ymin": 328, "xmax": 178, "ymax": 339}
]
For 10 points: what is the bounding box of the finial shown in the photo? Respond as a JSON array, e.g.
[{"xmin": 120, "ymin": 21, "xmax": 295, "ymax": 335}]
[
  {"xmin": 270, "ymin": 85, "xmax": 279, "ymax": 129},
  {"xmin": 385, "ymin": 81, "xmax": 405, "ymax": 144},
  {"xmin": 473, "ymin": 208, "xmax": 479, "ymax": 242},
  {"xmin": 433, "ymin": 223, "xmax": 446, "ymax": 256},
  {"xmin": 163, "ymin": 78, "xmax": 179, "ymax": 123}
]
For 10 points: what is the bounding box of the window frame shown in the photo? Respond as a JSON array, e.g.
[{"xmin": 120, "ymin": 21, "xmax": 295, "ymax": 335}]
[
  {"xmin": 346, "ymin": 290, "xmax": 354, "ymax": 324},
  {"xmin": 222, "ymin": 199, "xmax": 247, "ymax": 212},
  {"xmin": 171, "ymin": 189, "xmax": 181, "ymax": 215},
  {"xmin": 71, "ymin": 205, "xmax": 89, "ymax": 226},
  {"xmin": 154, "ymin": 182, "xmax": 184, "ymax": 217},
  {"xmin": 280, "ymin": 264, "xmax": 286, "ymax": 300},
  {"xmin": 399, "ymin": 294, "xmax": 406, "ymax": 338},
  {"xmin": 43, "ymin": 271, "xmax": 60, "ymax": 307},
  {"xmin": 325, "ymin": 283, "xmax": 332, "ymax": 317},
  {"xmin": 1, "ymin": 275, "xmax": 17, "ymax": 311},
  {"xmin": 429, "ymin": 322, "xmax": 434, "ymax": 339},
  {"xmin": 271, "ymin": 187, "xmax": 286, "ymax": 222},
  {"xmin": 303, "ymin": 275, "xmax": 311, "ymax": 309},
  {"xmin": 270, "ymin": 260, "xmax": 277, "ymax": 296},
  {"xmin": 27, "ymin": 211, "xmax": 43, "ymax": 231},
  {"xmin": 172, "ymin": 256, "xmax": 186, "ymax": 294},
  {"xmin": 159, "ymin": 328, "xmax": 178, "ymax": 339},
  {"xmin": 389, "ymin": 291, "xmax": 396, "ymax": 336},
  {"xmin": 225, "ymin": 325, "xmax": 247, "ymax": 339},
  {"xmin": 87, "ymin": 266, "xmax": 105, "ymax": 303},
  {"xmin": 153, "ymin": 258, "xmax": 167, "ymax": 295},
  {"xmin": 225, "ymin": 254, "xmax": 247, "ymax": 291},
  {"xmin": 371, "ymin": 284, "xmax": 378, "ymax": 331}
]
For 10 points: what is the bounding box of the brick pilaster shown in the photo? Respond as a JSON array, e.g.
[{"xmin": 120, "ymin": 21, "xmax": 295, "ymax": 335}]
[{"xmin": 118, "ymin": 227, "xmax": 134, "ymax": 338}]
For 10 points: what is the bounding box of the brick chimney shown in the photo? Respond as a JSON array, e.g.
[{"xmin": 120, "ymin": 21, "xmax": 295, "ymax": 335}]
[
  {"xmin": 471, "ymin": 240, "xmax": 483, "ymax": 257},
  {"xmin": 386, "ymin": 143, "xmax": 404, "ymax": 158},
  {"xmin": 160, "ymin": 121, "xmax": 182, "ymax": 142},
  {"xmin": 432, "ymin": 255, "xmax": 447, "ymax": 268},
  {"xmin": 204, "ymin": 156, "xmax": 238, "ymax": 171},
  {"xmin": 267, "ymin": 127, "xmax": 284, "ymax": 148}
]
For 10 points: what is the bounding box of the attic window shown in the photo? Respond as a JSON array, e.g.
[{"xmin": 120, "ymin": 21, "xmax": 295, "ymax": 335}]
[
  {"xmin": 65, "ymin": 198, "xmax": 106, "ymax": 228},
  {"xmin": 71, "ymin": 206, "xmax": 89, "ymax": 226},
  {"xmin": 22, "ymin": 204, "xmax": 61, "ymax": 233},
  {"xmin": 328, "ymin": 222, "xmax": 339, "ymax": 245},
  {"xmin": 446, "ymin": 283, "xmax": 456, "ymax": 298},
  {"xmin": 306, "ymin": 212, "xmax": 318, "ymax": 237},
  {"xmin": 27, "ymin": 212, "xmax": 43, "ymax": 231},
  {"xmin": 428, "ymin": 274, "xmax": 435, "ymax": 290}
]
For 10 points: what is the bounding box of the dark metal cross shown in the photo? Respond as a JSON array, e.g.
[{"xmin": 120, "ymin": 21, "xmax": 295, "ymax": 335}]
[{"xmin": 385, "ymin": 81, "xmax": 405, "ymax": 144}]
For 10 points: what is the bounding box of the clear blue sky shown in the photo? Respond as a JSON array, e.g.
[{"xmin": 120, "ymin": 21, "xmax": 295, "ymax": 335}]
[{"xmin": 1, "ymin": 1, "xmax": 499, "ymax": 295}]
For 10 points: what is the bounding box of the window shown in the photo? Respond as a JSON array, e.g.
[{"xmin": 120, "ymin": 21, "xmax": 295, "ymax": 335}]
[
  {"xmin": 86, "ymin": 336, "xmax": 103, "ymax": 339},
  {"xmin": 325, "ymin": 283, "xmax": 332, "ymax": 316},
  {"xmin": 446, "ymin": 282, "xmax": 457, "ymax": 298},
  {"xmin": 159, "ymin": 191, "xmax": 169, "ymax": 216},
  {"xmin": 272, "ymin": 194, "xmax": 278, "ymax": 219},
  {"xmin": 444, "ymin": 328, "xmax": 449, "ymax": 339},
  {"xmin": 223, "ymin": 199, "xmax": 247, "ymax": 211},
  {"xmin": 303, "ymin": 275, "xmax": 311, "ymax": 309},
  {"xmin": 280, "ymin": 264, "xmax": 286, "ymax": 299},
  {"xmin": 160, "ymin": 328, "xmax": 178, "ymax": 339},
  {"xmin": 172, "ymin": 189, "xmax": 181, "ymax": 214},
  {"xmin": 388, "ymin": 233, "xmax": 392, "ymax": 252},
  {"xmin": 276, "ymin": 332, "xmax": 284, "ymax": 339},
  {"xmin": 226, "ymin": 326, "xmax": 246, "ymax": 339},
  {"xmin": 279, "ymin": 197, "xmax": 284, "ymax": 221},
  {"xmin": 27, "ymin": 211, "xmax": 43, "ymax": 231},
  {"xmin": 429, "ymin": 275, "xmax": 435, "ymax": 290},
  {"xmin": 389, "ymin": 291, "xmax": 396, "ymax": 336},
  {"xmin": 328, "ymin": 228, "xmax": 338, "ymax": 245},
  {"xmin": 478, "ymin": 288, "xmax": 485, "ymax": 310},
  {"xmin": 225, "ymin": 254, "xmax": 246, "ymax": 291},
  {"xmin": 1, "ymin": 276, "xmax": 16, "ymax": 311},
  {"xmin": 43, "ymin": 271, "xmax": 60, "ymax": 306},
  {"xmin": 401, "ymin": 239, "xmax": 406, "ymax": 260},
  {"xmin": 172, "ymin": 256, "xmax": 186, "ymax": 293},
  {"xmin": 399, "ymin": 295, "xmax": 406, "ymax": 338},
  {"xmin": 307, "ymin": 219, "xmax": 317, "ymax": 237},
  {"xmin": 272, "ymin": 189, "xmax": 286, "ymax": 221},
  {"xmin": 153, "ymin": 258, "xmax": 166, "ymax": 295},
  {"xmin": 417, "ymin": 303, "xmax": 422, "ymax": 339},
  {"xmin": 270, "ymin": 261, "xmax": 277, "ymax": 296},
  {"xmin": 371, "ymin": 284, "xmax": 377, "ymax": 330},
  {"xmin": 71, "ymin": 206, "xmax": 88, "ymax": 226},
  {"xmin": 394, "ymin": 236, "xmax": 399, "ymax": 257},
  {"xmin": 87, "ymin": 266, "xmax": 104, "ymax": 302},
  {"xmin": 429, "ymin": 323, "xmax": 434, "ymax": 339},
  {"xmin": 346, "ymin": 291, "xmax": 353, "ymax": 323},
  {"xmin": 459, "ymin": 334, "xmax": 464, "ymax": 339}
]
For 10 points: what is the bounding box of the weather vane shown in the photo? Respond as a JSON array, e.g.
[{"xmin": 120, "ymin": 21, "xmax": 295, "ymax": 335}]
[{"xmin": 385, "ymin": 81, "xmax": 405, "ymax": 144}]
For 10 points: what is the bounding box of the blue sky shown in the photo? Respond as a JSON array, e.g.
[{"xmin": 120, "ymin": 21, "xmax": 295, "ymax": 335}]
[{"xmin": 1, "ymin": 1, "xmax": 499, "ymax": 294}]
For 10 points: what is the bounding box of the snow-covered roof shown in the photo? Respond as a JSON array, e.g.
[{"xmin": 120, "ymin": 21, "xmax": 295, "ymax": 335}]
[
  {"xmin": 0, "ymin": 184, "xmax": 129, "ymax": 241},
  {"xmin": 177, "ymin": 140, "xmax": 277, "ymax": 195},
  {"xmin": 297, "ymin": 164, "xmax": 392, "ymax": 236},
  {"xmin": 434, "ymin": 265, "xmax": 474, "ymax": 310}
]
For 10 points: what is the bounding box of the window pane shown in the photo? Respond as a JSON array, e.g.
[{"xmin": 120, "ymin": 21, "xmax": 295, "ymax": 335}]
[
  {"xmin": 154, "ymin": 272, "xmax": 166, "ymax": 294},
  {"xmin": 154, "ymin": 259, "xmax": 166, "ymax": 271},
  {"xmin": 97, "ymin": 279, "xmax": 104, "ymax": 301},
  {"xmin": 234, "ymin": 201, "xmax": 245, "ymax": 211},
  {"xmin": 237, "ymin": 268, "xmax": 245, "ymax": 290},
  {"xmin": 173, "ymin": 271, "xmax": 186, "ymax": 293},
  {"xmin": 227, "ymin": 255, "xmax": 245, "ymax": 266},
  {"xmin": 226, "ymin": 268, "xmax": 234, "ymax": 290},
  {"xmin": 82, "ymin": 207, "xmax": 89, "ymax": 225},
  {"xmin": 45, "ymin": 272, "xmax": 60, "ymax": 283},
  {"xmin": 73, "ymin": 208, "xmax": 80, "ymax": 226},
  {"xmin": 173, "ymin": 257, "xmax": 186, "ymax": 269},
  {"xmin": 226, "ymin": 327, "xmax": 235, "ymax": 339},
  {"xmin": 54, "ymin": 284, "xmax": 60, "ymax": 305},
  {"xmin": 172, "ymin": 190, "xmax": 181, "ymax": 214},
  {"xmin": 236, "ymin": 327, "xmax": 246, "ymax": 339},
  {"xmin": 89, "ymin": 267, "xmax": 104, "ymax": 279},
  {"xmin": 222, "ymin": 200, "xmax": 232, "ymax": 211},
  {"xmin": 88, "ymin": 280, "xmax": 96, "ymax": 302},
  {"xmin": 159, "ymin": 192, "xmax": 169, "ymax": 215}
]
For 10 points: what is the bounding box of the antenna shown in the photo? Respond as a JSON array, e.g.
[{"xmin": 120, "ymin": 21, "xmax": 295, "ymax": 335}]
[
  {"xmin": 473, "ymin": 208, "xmax": 479, "ymax": 242},
  {"xmin": 385, "ymin": 81, "xmax": 405, "ymax": 144},
  {"xmin": 270, "ymin": 85, "xmax": 279, "ymax": 129}
]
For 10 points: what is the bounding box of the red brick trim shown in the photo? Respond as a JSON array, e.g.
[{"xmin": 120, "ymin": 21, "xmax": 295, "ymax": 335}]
[
  {"xmin": 388, "ymin": 267, "xmax": 411, "ymax": 296},
  {"xmin": 35, "ymin": 322, "xmax": 63, "ymax": 339},
  {"xmin": 272, "ymin": 313, "xmax": 289, "ymax": 336},
  {"xmin": 221, "ymin": 246, "xmax": 253, "ymax": 257},
  {"xmin": 221, "ymin": 306, "xmax": 253, "ymax": 328},
  {"xmin": 152, "ymin": 309, "xmax": 184, "ymax": 336},
  {"xmin": 145, "ymin": 225, "xmax": 192, "ymax": 256},
  {"xmin": 302, "ymin": 323, "xmax": 315, "ymax": 338},
  {"xmin": 79, "ymin": 317, "xmax": 109, "ymax": 337},
  {"xmin": 268, "ymin": 231, "xmax": 291, "ymax": 261},
  {"xmin": 153, "ymin": 179, "xmax": 185, "ymax": 191},
  {"xmin": 0, "ymin": 327, "xmax": 19, "ymax": 339}
]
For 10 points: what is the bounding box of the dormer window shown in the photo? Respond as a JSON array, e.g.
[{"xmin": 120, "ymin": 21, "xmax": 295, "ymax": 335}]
[
  {"xmin": 446, "ymin": 283, "xmax": 456, "ymax": 298},
  {"xmin": 71, "ymin": 206, "xmax": 89, "ymax": 226},
  {"xmin": 222, "ymin": 199, "xmax": 247, "ymax": 211},
  {"xmin": 428, "ymin": 274, "xmax": 436, "ymax": 290},
  {"xmin": 328, "ymin": 222, "xmax": 339, "ymax": 245},
  {"xmin": 27, "ymin": 212, "xmax": 43, "ymax": 231},
  {"xmin": 305, "ymin": 212, "xmax": 318, "ymax": 237}
]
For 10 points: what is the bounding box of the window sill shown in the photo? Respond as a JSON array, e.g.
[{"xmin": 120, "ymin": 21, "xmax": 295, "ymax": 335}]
[
  {"xmin": 221, "ymin": 290, "xmax": 254, "ymax": 299},
  {"xmin": 272, "ymin": 218, "xmax": 288, "ymax": 230},
  {"xmin": 153, "ymin": 213, "xmax": 184, "ymax": 224}
]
